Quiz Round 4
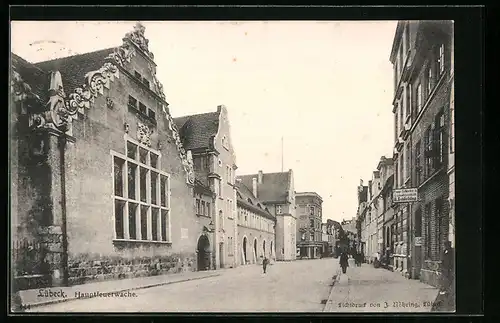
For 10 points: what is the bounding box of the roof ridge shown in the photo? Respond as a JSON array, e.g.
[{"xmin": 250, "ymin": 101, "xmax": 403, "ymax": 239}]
[
  {"xmin": 34, "ymin": 47, "xmax": 117, "ymax": 66},
  {"xmin": 11, "ymin": 52, "xmax": 48, "ymax": 74},
  {"xmin": 173, "ymin": 111, "xmax": 219, "ymax": 119}
]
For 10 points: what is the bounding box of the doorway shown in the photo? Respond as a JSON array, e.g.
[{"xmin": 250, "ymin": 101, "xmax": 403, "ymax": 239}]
[
  {"xmin": 263, "ymin": 240, "xmax": 266, "ymax": 257},
  {"xmin": 197, "ymin": 235, "xmax": 211, "ymax": 271},
  {"xmin": 219, "ymin": 242, "xmax": 224, "ymax": 268},
  {"xmin": 242, "ymin": 237, "xmax": 248, "ymax": 265},
  {"xmin": 270, "ymin": 241, "xmax": 273, "ymax": 258},
  {"xmin": 253, "ymin": 239, "xmax": 257, "ymax": 263}
]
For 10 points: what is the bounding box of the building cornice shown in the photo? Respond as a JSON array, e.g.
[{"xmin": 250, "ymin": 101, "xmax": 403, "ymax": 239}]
[{"xmin": 389, "ymin": 21, "xmax": 406, "ymax": 63}]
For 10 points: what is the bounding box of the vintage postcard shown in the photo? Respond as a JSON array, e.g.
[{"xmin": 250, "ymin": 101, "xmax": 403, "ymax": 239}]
[{"xmin": 9, "ymin": 20, "xmax": 455, "ymax": 313}]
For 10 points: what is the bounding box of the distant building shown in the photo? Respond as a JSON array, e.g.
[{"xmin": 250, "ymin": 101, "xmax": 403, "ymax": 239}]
[
  {"xmin": 237, "ymin": 170, "xmax": 296, "ymax": 261},
  {"xmin": 296, "ymin": 192, "xmax": 324, "ymax": 259},
  {"xmin": 174, "ymin": 105, "xmax": 238, "ymax": 270},
  {"xmin": 376, "ymin": 157, "xmax": 395, "ymax": 268},
  {"xmin": 390, "ymin": 20, "xmax": 453, "ymax": 285},
  {"xmin": 235, "ymin": 180, "xmax": 276, "ymax": 265},
  {"xmin": 356, "ymin": 181, "xmax": 368, "ymax": 257}
]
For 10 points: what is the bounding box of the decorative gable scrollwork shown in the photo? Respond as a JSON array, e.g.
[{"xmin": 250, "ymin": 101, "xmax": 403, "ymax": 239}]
[{"xmin": 11, "ymin": 22, "xmax": 195, "ymax": 186}]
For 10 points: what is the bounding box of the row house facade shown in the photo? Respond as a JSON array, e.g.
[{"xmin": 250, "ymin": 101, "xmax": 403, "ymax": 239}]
[
  {"xmin": 174, "ymin": 105, "xmax": 239, "ymax": 270},
  {"xmin": 296, "ymin": 192, "xmax": 324, "ymax": 259},
  {"xmin": 237, "ymin": 170, "xmax": 297, "ymax": 261},
  {"xmin": 363, "ymin": 173, "xmax": 382, "ymax": 262},
  {"xmin": 390, "ymin": 20, "xmax": 454, "ymax": 286},
  {"xmin": 10, "ymin": 23, "xmax": 209, "ymax": 290},
  {"xmin": 321, "ymin": 220, "xmax": 337, "ymax": 256},
  {"xmin": 355, "ymin": 183, "xmax": 368, "ymax": 256},
  {"xmin": 235, "ymin": 180, "xmax": 276, "ymax": 265},
  {"xmin": 376, "ymin": 157, "xmax": 395, "ymax": 269}
]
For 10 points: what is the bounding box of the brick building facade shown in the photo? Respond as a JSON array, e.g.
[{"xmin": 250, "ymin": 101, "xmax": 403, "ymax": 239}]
[
  {"xmin": 390, "ymin": 20, "xmax": 453, "ymax": 285},
  {"xmin": 10, "ymin": 23, "xmax": 210, "ymax": 290},
  {"xmin": 296, "ymin": 192, "xmax": 323, "ymax": 259}
]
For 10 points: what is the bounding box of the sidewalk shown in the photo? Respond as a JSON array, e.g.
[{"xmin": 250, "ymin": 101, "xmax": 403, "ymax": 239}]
[
  {"xmin": 16, "ymin": 269, "xmax": 221, "ymax": 311},
  {"xmin": 323, "ymin": 264, "xmax": 440, "ymax": 313}
]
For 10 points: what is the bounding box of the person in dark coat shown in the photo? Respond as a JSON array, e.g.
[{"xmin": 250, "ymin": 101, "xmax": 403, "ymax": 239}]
[
  {"xmin": 262, "ymin": 257, "xmax": 269, "ymax": 274},
  {"xmin": 339, "ymin": 252, "xmax": 349, "ymax": 274},
  {"xmin": 439, "ymin": 241, "xmax": 454, "ymax": 295}
]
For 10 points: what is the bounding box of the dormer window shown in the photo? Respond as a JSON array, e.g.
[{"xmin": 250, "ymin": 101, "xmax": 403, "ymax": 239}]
[
  {"xmin": 128, "ymin": 95, "xmax": 137, "ymax": 110},
  {"xmin": 139, "ymin": 102, "xmax": 147, "ymax": 115},
  {"xmin": 142, "ymin": 78, "xmax": 150, "ymax": 89},
  {"xmin": 148, "ymin": 109, "xmax": 156, "ymax": 120}
]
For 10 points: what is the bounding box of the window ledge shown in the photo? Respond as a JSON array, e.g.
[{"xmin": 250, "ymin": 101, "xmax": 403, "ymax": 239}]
[
  {"xmin": 113, "ymin": 239, "xmax": 172, "ymax": 245},
  {"xmin": 196, "ymin": 214, "xmax": 211, "ymax": 218}
]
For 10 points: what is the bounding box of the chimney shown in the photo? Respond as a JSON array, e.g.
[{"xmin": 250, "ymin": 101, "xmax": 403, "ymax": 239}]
[
  {"xmin": 252, "ymin": 178, "xmax": 258, "ymax": 197},
  {"xmin": 258, "ymin": 170, "xmax": 263, "ymax": 184}
]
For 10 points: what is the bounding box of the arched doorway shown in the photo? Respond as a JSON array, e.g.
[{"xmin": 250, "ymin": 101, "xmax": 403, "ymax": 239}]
[
  {"xmin": 253, "ymin": 239, "xmax": 258, "ymax": 263},
  {"xmin": 270, "ymin": 241, "xmax": 274, "ymax": 258},
  {"xmin": 242, "ymin": 237, "xmax": 248, "ymax": 265},
  {"xmin": 263, "ymin": 240, "xmax": 266, "ymax": 257},
  {"xmin": 197, "ymin": 235, "xmax": 211, "ymax": 271}
]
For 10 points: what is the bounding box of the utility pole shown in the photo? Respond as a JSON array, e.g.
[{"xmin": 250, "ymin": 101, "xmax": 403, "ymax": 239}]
[{"xmin": 281, "ymin": 136, "xmax": 284, "ymax": 173}]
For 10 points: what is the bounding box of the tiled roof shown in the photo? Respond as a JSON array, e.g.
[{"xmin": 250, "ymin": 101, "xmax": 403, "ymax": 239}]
[
  {"xmin": 173, "ymin": 112, "xmax": 220, "ymax": 150},
  {"xmin": 34, "ymin": 48, "xmax": 116, "ymax": 96},
  {"xmin": 235, "ymin": 181, "xmax": 275, "ymax": 220},
  {"xmin": 11, "ymin": 53, "xmax": 50, "ymax": 102},
  {"xmin": 237, "ymin": 171, "xmax": 291, "ymax": 204}
]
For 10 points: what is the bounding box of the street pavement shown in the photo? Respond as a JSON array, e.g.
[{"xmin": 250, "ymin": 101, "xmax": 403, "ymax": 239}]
[
  {"xmin": 27, "ymin": 258, "xmax": 339, "ymax": 313},
  {"xmin": 323, "ymin": 263, "xmax": 441, "ymax": 313}
]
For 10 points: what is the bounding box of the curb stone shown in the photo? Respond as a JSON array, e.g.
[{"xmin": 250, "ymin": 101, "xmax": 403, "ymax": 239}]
[{"xmin": 20, "ymin": 273, "xmax": 220, "ymax": 311}]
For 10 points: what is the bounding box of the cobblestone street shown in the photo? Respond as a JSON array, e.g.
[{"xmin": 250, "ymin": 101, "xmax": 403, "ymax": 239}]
[{"xmin": 29, "ymin": 259, "xmax": 338, "ymax": 312}]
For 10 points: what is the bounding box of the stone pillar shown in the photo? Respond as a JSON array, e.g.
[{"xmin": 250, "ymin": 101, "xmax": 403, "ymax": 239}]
[{"xmin": 38, "ymin": 129, "xmax": 74, "ymax": 287}]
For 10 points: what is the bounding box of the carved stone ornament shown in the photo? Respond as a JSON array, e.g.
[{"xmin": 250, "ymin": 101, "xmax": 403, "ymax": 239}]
[
  {"xmin": 106, "ymin": 97, "xmax": 114, "ymax": 109},
  {"xmin": 10, "ymin": 69, "xmax": 41, "ymax": 103},
  {"xmin": 124, "ymin": 22, "xmax": 153, "ymax": 59},
  {"xmin": 137, "ymin": 122, "xmax": 152, "ymax": 147}
]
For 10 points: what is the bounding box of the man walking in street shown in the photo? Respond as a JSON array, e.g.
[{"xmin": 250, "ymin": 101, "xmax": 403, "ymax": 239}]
[
  {"xmin": 439, "ymin": 241, "xmax": 454, "ymax": 295},
  {"xmin": 339, "ymin": 251, "xmax": 349, "ymax": 274},
  {"xmin": 262, "ymin": 257, "xmax": 269, "ymax": 274}
]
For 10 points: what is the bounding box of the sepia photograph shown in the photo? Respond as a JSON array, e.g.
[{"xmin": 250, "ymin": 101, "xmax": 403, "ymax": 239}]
[{"xmin": 9, "ymin": 19, "xmax": 455, "ymax": 313}]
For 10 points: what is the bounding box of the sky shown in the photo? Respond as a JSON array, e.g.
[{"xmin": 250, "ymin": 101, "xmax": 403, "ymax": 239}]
[{"xmin": 11, "ymin": 20, "xmax": 397, "ymax": 222}]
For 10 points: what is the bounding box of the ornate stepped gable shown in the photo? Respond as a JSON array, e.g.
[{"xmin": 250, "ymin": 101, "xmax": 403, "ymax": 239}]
[{"xmin": 10, "ymin": 22, "xmax": 195, "ymax": 185}]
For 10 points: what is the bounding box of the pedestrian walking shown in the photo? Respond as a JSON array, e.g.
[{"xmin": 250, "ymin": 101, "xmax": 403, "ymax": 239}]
[
  {"xmin": 339, "ymin": 251, "xmax": 349, "ymax": 274},
  {"xmin": 439, "ymin": 241, "xmax": 454, "ymax": 295},
  {"xmin": 262, "ymin": 257, "xmax": 269, "ymax": 274}
]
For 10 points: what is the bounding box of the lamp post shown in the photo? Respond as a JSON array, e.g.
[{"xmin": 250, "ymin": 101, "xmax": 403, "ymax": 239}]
[{"xmin": 207, "ymin": 220, "xmax": 216, "ymax": 270}]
